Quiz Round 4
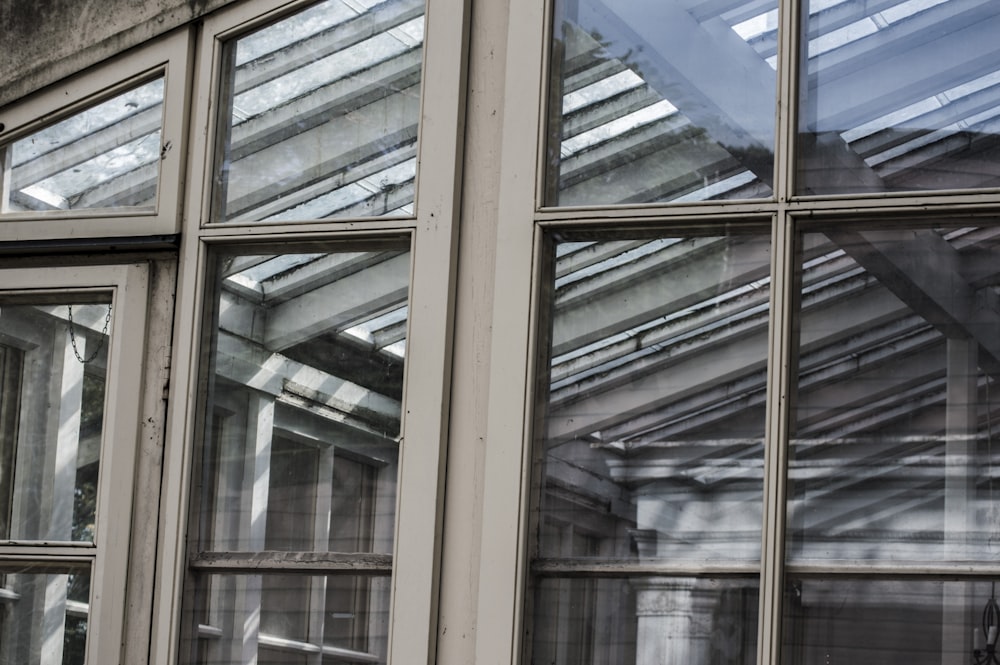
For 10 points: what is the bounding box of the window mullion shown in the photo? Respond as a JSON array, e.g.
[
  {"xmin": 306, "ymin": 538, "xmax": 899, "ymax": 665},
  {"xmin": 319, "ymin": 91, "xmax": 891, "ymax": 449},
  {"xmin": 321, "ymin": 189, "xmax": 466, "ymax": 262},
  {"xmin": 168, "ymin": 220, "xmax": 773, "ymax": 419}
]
[
  {"xmin": 757, "ymin": 0, "xmax": 803, "ymax": 656},
  {"xmin": 774, "ymin": 0, "xmax": 802, "ymax": 202}
]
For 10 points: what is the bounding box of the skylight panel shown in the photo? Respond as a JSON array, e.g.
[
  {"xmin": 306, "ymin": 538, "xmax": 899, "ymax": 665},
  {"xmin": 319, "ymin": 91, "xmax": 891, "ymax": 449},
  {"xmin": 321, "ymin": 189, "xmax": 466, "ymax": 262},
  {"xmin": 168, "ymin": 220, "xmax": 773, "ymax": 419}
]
[
  {"xmin": 344, "ymin": 305, "xmax": 409, "ymax": 358},
  {"xmin": 261, "ymin": 157, "xmax": 416, "ymax": 221},
  {"xmin": 809, "ymin": 17, "xmax": 878, "ymax": 56},
  {"xmin": 673, "ymin": 171, "xmax": 759, "ymax": 202},
  {"xmin": 878, "ymin": 0, "xmax": 950, "ymax": 25},
  {"xmin": 235, "ymin": 30, "xmax": 416, "ymax": 118},
  {"xmin": 731, "ymin": 9, "xmax": 778, "ymax": 42},
  {"xmin": 562, "ymin": 69, "xmax": 645, "ymax": 115},
  {"xmin": 234, "ymin": 0, "xmax": 357, "ymax": 65},
  {"xmin": 839, "ymin": 97, "xmax": 943, "ymax": 143},
  {"xmin": 559, "ymin": 100, "xmax": 677, "ymax": 158},
  {"xmin": 554, "ymin": 237, "xmax": 681, "ymax": 289},
  {"xmin": 230, "ymin": 253, "xmax": 326, "ymax": 291}
]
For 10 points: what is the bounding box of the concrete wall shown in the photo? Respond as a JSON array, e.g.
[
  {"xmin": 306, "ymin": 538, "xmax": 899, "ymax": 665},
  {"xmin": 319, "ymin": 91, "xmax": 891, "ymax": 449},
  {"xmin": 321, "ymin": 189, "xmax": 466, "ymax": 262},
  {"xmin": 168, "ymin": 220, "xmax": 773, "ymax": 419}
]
[{"xmin": 0, "ymin": 0, "xmax": 241, "ymax": 108}]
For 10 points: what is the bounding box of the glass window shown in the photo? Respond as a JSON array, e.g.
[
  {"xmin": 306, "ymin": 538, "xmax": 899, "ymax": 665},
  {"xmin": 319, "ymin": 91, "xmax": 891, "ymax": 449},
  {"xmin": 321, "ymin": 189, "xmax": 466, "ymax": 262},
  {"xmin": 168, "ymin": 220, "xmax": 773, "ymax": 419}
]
[
  {"xmin": 0, "ymin": 563, "xmax": 92, "ymax": 665},
  {"xmin": 797, "ymin": 0, "xmax": 1000, "ymax": 195},
  {"xmin": 783, "ymin": 578, "xmax": 985, "ymax": 665},
  {"xmin": 182, "ymin": 239, "xmax": 411, "ymax": 665},
  {"xmin": 778, "ymin": 222, "xmax": 1000, "ymax": 663},
  {"xmin": 212, "ymin": 0, "xmax": 425, "ymax": 223},
  {"xmin": 0, "ymin": 264, "xmax": 147, "ymax": 665},
  {"xmin": 0, "ymin": 299, "xmax": 111, "ymax": 545},
  {"xmin": 0, "ymin": 295, "xmax": 109, "ymax": 665},
  {"xmin": 2, "ymin": 78, "xmax": 164, "ymax": 213},
  {"xmin": 527, "ymin": 228, "xmax": 771, "ymax": 663},
  {"xmin": 544, "ymin": 0, "xmax": 778, "ymax": 206},
  {"xmin": 790, "ymin": 223, "xmax": 1000, "ymax": 565}
]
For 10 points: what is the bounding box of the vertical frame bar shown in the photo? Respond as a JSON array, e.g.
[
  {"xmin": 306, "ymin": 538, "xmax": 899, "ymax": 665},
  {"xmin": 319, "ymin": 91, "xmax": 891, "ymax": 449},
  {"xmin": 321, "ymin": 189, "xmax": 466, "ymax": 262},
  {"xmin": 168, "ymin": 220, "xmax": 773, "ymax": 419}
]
[
  {"xmin": 387, "ymin": 0, "xmax": 471, "ymax": 661},
  {"xmin": 756, "ymin": 211, "xmax": 797, "ymax": 665}
]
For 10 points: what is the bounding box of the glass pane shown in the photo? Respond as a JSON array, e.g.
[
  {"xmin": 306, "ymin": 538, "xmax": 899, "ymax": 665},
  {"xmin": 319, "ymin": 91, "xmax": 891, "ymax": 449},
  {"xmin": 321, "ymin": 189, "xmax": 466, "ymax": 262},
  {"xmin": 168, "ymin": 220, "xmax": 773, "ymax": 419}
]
[
  {"xmin": 789, "ymin": 224, "xmax": 1000, "ymax": 563},
  {"xmin": 535, "ymin": 231, "xmax": 771, "ymax": 564},
  {"xmin": 797, "ymin": 1, "xmax": 1000, "ymax": 195},
  {"xmin": 531, "ymin": 576, "xmax": 758, "ymax": 665},
  {"xmin": 214, "ymin": 0, "xmax": 424, "ymax": 223},
  {"xmin": 783, "ymin": 578, "xmax": 998, "ymax": 665},
  {"xmin": 3, "ymin": 79, "xmax": 164, "ymax": 212},
  {"xmin": 0, "ymin": 563, "xmax": 91, "ymax": 665},
  {"xmin": 0, "ymin": 298, "xmax": 112, "ymax": 543},
  {"xmin": 196, "ymin": 242, "xmax": 409, "ymax": 555},
  {"xmin": 544, "ymin": 0, "xmax": 777, "ymax": 206},
  {"xmin": 184, "ymin": 573, "xmax": 389, "ymax": 664}
]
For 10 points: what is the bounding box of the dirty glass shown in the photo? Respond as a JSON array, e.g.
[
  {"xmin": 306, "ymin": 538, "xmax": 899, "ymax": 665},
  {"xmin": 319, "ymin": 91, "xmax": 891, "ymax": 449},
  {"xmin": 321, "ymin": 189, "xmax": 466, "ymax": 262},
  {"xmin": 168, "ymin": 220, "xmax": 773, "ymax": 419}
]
[
  {"xmin": 184, "ymin": 240, "xmax": 409, "ymax": 665},
  {"xmin": 544, "ymin": 0, "xmax": 777, "ymax": 205},
  {"xmin": 0, "ymin": 564, "xmax": 91, "ymax": 665},
  {"xmin": 797, "ymin": 0, "xmax": 1000, "ymax": 194},
  {"xmin": 788, "ymin": 224, "xmax": 1000, "ymax": 564},
  {"xmin": 213, "ymin": 0, "xmax": 425, "ymax": 222},
  {"xmin": 2, "ymin": 79, "xmax": 164, "ymax": 212},
  {"xmin": 0, "ymin": 298, "xmax": 112, "ymax": 544}
]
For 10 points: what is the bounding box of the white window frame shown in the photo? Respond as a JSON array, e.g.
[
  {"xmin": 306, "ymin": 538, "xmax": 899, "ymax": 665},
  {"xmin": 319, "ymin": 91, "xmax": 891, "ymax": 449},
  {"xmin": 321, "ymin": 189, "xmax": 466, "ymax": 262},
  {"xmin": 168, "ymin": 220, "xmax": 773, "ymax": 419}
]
[
  {"xmin": 0, "ymin": 262, "xmax": 151, "ymax": 665},
  {"xmin": 0, "ymin": 30, "xmax": 191, "ymax": 242},
  {"xmin": 150, "ymin": 1, "xmax": 469, "ymax": 664},
  {"xmin": 475, "ymin": 1, "xmax": 1000, "ymax": 665}
]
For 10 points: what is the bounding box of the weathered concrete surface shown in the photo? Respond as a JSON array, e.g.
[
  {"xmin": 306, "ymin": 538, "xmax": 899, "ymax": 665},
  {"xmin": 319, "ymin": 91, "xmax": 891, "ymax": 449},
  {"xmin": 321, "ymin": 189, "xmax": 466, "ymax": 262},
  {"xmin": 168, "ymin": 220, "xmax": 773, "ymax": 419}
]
[{"xmin": 0, "ymin": 0, "xmax": 241, "ymax": 108}]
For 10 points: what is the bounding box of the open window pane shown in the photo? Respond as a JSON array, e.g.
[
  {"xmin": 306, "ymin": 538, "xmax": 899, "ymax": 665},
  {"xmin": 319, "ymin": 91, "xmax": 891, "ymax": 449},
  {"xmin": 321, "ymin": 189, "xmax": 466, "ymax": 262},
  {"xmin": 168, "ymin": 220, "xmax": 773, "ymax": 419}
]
[
  {"xmin": 789, "ymin": 224, "xmax": 1000, "ymax": 564},
  {"xmin": 3, "ymin": 79, "xmax": 164, "ymax": 212},
  {"xmin": 544, "ymin": 0, "xmax": 777, "ymax": 206},
  {"xmin": 0, "ymin": 298, "xmax": 112, "ymax": 544},
  {"xmin": 797, "ymin": 0, "xmax": 1000, "ymax": 195},
  {"xmin": 186, "ymin": 572, "xmax": 390, "ymax": 664},
  {"xmin": 213, "ymin": 0, "xmax": 424, "ymax": 223},
  {"xmin": 0, "ymin": 563, "xmax": 91, "ymax": 665}
]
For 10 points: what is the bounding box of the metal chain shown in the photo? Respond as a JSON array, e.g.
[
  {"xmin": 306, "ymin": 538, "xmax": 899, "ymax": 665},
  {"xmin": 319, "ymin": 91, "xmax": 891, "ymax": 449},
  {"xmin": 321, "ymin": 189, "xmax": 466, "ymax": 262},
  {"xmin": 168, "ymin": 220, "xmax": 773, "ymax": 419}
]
[{"xmin": 67, "ymin": 303, "xmax": 113, "ymax": 364}]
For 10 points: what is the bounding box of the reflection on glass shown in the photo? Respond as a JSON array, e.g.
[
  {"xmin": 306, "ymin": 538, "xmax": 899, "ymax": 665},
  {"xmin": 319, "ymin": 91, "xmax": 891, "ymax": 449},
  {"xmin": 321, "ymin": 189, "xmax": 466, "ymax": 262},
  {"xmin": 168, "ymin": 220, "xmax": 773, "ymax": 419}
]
[
  {"xmin": 783, "ymin": 578, "xmax": 994, "ymax": 665},
  {"xmin": 3, "ymin": 79, "xmax": 164, "ymax": 212},
  {"xmin": 0, "ymin": 299, "xmax": 111, "ymax": 543},
  {"xmin": 187, "ymin": 242, "xmax": 408, "ymax": 665},
  {"xmin": 536, "ymin": 232, "xmax": 771, "ymax": 564},
  {"xmin": 528, "ymin": 231, "xmax": 769, "ymax": 663},
  {"xmin": 789, "ymin": 225, "xmax": 1000, "ymax": 563},
  {"xmin": 197, "ymin": 243, "xmax": 407, "ymax": 554},
  {"xmin": 0, "ymin": 564, "xmax": 91, "ymax": 665},
  {"xmin": 532, "ymin": 577, "xmax": 758, "ymax": 665},
  {"xmin": 214, "ymin": 0, "xmax": 425, "ymax": 222},
  {"xmin": 797, "ymin": 1, "xmax": 1000, "ymax": 194},
  {"xmin": 544, "ymin": 0, "xmax": 777, "ymax": 206},
  {"xmin": 186, "ymin": 573, "xmax": 390, "ymax": 664}
]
